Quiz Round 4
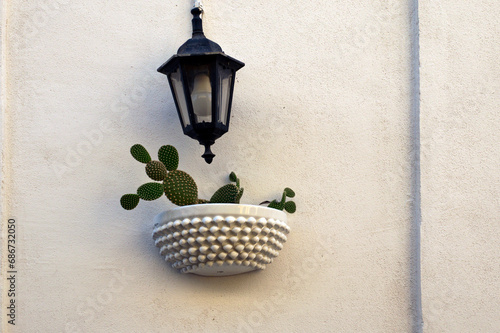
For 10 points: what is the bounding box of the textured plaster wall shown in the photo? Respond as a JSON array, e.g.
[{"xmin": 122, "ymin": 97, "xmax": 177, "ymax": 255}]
[
  {"xmin": 420, "ymin": 1, "xmax": 500, "ymax": 332},
  {"xmin": 4, "ymin": 0, "xmax": 497, "ymax": 332}
]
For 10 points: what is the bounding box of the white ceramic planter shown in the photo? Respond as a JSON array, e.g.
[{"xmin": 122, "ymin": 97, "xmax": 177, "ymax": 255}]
[{"xmin": 152, "ymin": 204, "xmax": 290, "ymax": 276}]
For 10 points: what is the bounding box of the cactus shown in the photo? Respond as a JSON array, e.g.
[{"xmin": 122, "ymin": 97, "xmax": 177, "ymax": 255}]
[
  {"xmin": 120, "ymin": 194, "xmax": 140, "ymax": 210},
  {"xmin": 235, "ymin": 187, "xmax": 244, "ymax": 203},
  {"xmin": 284, "ymin": 187, "xmax": 295, "ymax": 198},
  {"xmin": 130, "ymin": 144, "xmax": 151, "ymax": 164},
  {"xmin": 145, "ymin": 161, "xmax": 168, "ymax": 181},
  {"xmin": 158, "ymin": 145, "xmax": 179, "ymax": 171},
  {"xmin": 210, "ymin": 172, "xmax": 244, "ymax": 203},
  {"xmin": 231, "ymin": 172, "xmax": 244, "ymax": 203},
  {"xmin": 137, "ymin": 182, "xmax": 165, "ymax": 201},
  {"xmin": 210, "ymin": 184, "xmax": 239, "ymax": 203},
  {"xmin": 229, "ymin": 171, "xmax": 239, "ymax": 185},
  {"xmin": 163, "ymin": 170, "xmax": 198, "ymax": 206},
  {"xmin": 120, "ymin": 144, "xmax": 214, "ymax": 209},
  {"xmin": 121, "ymin": 144, "xmax": 200, "ymax": 209},
  {"xmin": 120, "ymin": 144, "xmax": 296, "ymax": 214},
  {"xmin": 284, "ymin": 201, "xmax": 296, "ymax": 213},
  {"xmin": 263, "ymin": 187, "xmax": 296, "ymax": 214}
]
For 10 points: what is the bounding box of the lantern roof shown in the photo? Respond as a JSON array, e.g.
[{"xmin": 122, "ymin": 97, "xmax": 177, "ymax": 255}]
[
  {"xmin": 158, "ymin": 7, "xmax": 244, "ymax": 75},
  {"xmin": 177, "ymin": 7, "xmax": 222, "ymax": 55}
]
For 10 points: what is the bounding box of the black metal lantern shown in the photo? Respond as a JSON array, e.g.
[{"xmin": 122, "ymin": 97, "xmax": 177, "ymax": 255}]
[{"xmin": 158, "ymin": 5, "xmax": 244, "ymax": 164}]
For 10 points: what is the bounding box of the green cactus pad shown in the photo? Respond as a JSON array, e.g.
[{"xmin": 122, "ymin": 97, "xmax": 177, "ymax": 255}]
[
  {"xmin": 284, "ymin": 201, "xmax": 296, "ymax": 214},
  {"xmin": 146, "ymin": 161, "xmax": 168, "ymax": 181},
  {"xmin": 229, "ymin": 172, "xmax": 238, "ymax": 182},
  {"xmin": 267, "ymin": 192, "xmax": 286, "ymax": 211},
  {"xmin": 130, "ymin": 144, "xmax": 151, "ymax": 163},
  {"xmin": 158, "ymin": 145, "xmax": 179, "ymax": 171},
  {"xmin": 267, "ymin": 200, "xmax": 283, "ymax": 210},
  {"xmin": 120, "ymin": 194, "xmax": 140, "ymax": 210},
  {"xmin": 284, "ymin": 187, "xmax": 295, "ymax": 198},
  {"xmin": 163, "ymin": 170, "xmax": 198, "ymax": 206},
  {"xmin": 210, "ymin": 184, "xmax": 240, "ymax": 203},
  {"xmin": 229, "ymin": 172, "xmax": 240, "ymax": 187},
  {"xmin": 137, "ymin": 182, "xmax": 165, "ymax": 201}
]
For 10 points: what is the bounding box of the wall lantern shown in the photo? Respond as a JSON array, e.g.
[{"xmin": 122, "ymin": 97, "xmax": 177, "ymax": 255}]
[{"xmin": 157, "ymin": 2, "xmax": 245, "ymax": 164}]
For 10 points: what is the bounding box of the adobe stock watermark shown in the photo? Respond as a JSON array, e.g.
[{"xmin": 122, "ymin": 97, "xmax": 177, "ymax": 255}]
[
  {"xmin": 51, "ymin": 118, "xmax": 114, "ymax": 179},
  {"xmin": 199, "ymin": 113, "xmax": 287, "ymax": 194},
  {"xmin": 334, "ymin": 0, "xmax": 407, "ymax": 68},
  {"xmin": 10, "ymin": 0, "xmax": 72, "ymax": 53},
  {"xmin": 52, "ymin": 71, "xmax": 165, "ymax": 180},
  {"xmin": 237, "ymin": 235, "xmax": 333, "ymax": 333},
  {"xmin": 64, "ymin": 268, "xmax": 134, "ymax": 333}
]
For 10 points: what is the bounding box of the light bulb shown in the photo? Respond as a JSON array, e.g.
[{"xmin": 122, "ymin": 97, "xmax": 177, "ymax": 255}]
[{"xmin": 191, "ymin": 73, "xmax": 212, "ymax": 118}]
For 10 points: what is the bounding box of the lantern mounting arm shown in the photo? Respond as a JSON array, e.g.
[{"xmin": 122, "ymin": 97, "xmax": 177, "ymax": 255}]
[{"xmin": 193, "ymin": 0, "xmax": 204, "ymax": 13}]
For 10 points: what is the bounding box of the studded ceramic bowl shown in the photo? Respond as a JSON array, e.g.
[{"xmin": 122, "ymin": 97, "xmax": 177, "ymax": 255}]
[{"xmin": 152, "ymin": 204, "xmax": 290, "ymax": 276}]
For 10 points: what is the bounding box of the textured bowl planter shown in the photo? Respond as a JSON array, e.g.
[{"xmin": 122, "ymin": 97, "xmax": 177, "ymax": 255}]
[{"xmin": 152, "ymin": 204, "xmax": 290, "ymax": 276}]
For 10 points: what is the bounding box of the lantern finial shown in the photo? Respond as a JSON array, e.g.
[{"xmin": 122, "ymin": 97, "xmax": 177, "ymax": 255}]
[
  {"xmin": 191, "ymin": 6, "xmax": 204, "ymax": 37},
  {"xmin": 202, "ymin": 144, "xmax": 215, "ymax": 164}
]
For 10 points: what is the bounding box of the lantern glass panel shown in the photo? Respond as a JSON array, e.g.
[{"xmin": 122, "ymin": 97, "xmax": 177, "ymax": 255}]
[
  {"xmin": 218, "ymin": 67, "xmax": 233, "ymax": 126},
  {"xmin": 184, "ymin": 63, "xmax": 212, "ymax": 124},
  {"xmin": 169, "ymin": 67, "xmax": 191, "ymax": 128}
]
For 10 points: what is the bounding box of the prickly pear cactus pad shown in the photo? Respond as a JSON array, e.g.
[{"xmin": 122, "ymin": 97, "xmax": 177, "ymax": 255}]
[
  {"xmin": 146, "ymin": 161, "xmax": 168, "ymax": 181},
  {"xmin": 284, "ymin": 201, "xmax": 296, "ymax": 213},
  {"xmin": 137, "ymin": 183, "xmax": 165, "ymax": 201},
  {"xmin": 120, "ymin": 194, "xmax": 140, "ymax": 210},
  {"xmin": 229, "ymin": 171, "xmax": 238, "ymax": 183},
  {"xmin": 158, "ymin": 145, "xmax": 179, "ymax": 171},
  {"xmin": 210, "ymin": 184, "xmax": 240, "ymax": 203},
  {"xmin": 130, "ymin": 144, "xmax": 151, "ymax": 164},
  {"xmin": 163, "ymin": 170, "xmax": 198, "ymax": 206},
  {"xmin": 284, "ymin": 187, "xmax": 295, "ymax": 198}
]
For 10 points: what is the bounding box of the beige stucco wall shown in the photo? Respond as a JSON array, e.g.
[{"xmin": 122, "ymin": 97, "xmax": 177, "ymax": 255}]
[
  {"xmin": 420, "ymin": 1, "xmax": 500, "ymax": 332},
  {"xmin": 1, "ymin": 0, "xmax": 498, "ymax": 332}
]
